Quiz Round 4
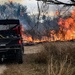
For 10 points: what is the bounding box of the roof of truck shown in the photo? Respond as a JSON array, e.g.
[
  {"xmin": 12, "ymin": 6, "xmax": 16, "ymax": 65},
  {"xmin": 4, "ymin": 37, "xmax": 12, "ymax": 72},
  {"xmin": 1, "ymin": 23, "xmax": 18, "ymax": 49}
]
[{"xmin": 0, "ymin": 19, "xmax": 20, "ymax": 25}]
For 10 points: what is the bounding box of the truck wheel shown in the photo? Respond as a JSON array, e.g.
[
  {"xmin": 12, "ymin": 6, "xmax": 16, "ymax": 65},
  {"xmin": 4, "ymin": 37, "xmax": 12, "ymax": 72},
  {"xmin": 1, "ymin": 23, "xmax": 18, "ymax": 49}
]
[{"xmin": 16, "ymin": 49, "xmax": 23, "ymax": 64}]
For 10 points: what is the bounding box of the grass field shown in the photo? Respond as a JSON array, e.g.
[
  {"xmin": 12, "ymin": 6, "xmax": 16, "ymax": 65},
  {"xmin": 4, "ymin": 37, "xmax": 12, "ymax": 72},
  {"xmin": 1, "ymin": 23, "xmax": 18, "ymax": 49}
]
[{"xmin": 2, "ymin": 41, "xmax": 75, "ymax": 75}]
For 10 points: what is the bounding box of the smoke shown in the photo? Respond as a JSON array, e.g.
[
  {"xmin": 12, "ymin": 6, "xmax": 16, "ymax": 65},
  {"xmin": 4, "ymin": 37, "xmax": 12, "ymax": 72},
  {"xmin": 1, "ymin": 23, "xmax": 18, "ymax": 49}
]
[
  {"xmin": 0, "ymin": 0, "xmax": 23, "ymax": 5},
  {"xmin": 0, "ymin": 2, "xmax": 33, "ymax": 30}
]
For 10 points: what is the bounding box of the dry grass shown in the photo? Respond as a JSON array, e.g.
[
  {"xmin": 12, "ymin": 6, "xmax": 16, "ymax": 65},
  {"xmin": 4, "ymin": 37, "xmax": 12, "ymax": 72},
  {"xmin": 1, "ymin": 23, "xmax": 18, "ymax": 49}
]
[
  {"xmin": 2, "ymin": 42, "xmax": 75, "ymax": 75},
  {"xmin": 47, "ymin": 56, "xmax": 75, "ymax": 75},
  {"xmin": 2, "ymin": 54, "xmax": 47, "ymax": 75},
  {"xmin": 34, "ymin": 42, "xmax": 75, "ymax": 75},
  {"xmin": 3, "ymin": 64, "xmax": 46, "ymax": 75}
]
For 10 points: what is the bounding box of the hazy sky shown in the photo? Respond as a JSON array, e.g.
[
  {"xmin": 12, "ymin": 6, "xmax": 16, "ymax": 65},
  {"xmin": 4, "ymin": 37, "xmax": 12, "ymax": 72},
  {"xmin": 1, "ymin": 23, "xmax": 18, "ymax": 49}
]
[
  {"xmin": 0, "ymin": 0, "xmax": 37, "ymax": 13},
  {"xmin": 0, "ymin": 0, "xmax": 70, "ymax": 8},
  {"xmin": 0, "ymin": 0, "xmax": 71, "ymax": 14}
]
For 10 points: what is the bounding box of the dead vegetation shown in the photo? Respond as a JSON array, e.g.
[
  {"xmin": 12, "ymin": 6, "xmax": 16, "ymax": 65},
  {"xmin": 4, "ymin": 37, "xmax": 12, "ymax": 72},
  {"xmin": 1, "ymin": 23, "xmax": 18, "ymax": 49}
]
[
  {"xmin": 2, "ymin": 42, "xmax": 75, "ymax": 75},
  {"xmin": 32, "ymin": 42, "xmax": 75, "ymax": 75}
]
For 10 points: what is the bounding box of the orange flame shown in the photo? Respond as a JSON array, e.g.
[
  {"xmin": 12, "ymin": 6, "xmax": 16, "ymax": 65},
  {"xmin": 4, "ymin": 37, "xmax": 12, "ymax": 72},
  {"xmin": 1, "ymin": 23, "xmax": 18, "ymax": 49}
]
[
  {"xmin": 57, "ymin": 9, "xmax": 75, "ymax": 41},
  {"xmin": 56, "ymin": 10, "xmax": 59, "ymax": 16},
  {"xmin": 22, "ymin": 8, "xmax": 75, "ymax": 43}
]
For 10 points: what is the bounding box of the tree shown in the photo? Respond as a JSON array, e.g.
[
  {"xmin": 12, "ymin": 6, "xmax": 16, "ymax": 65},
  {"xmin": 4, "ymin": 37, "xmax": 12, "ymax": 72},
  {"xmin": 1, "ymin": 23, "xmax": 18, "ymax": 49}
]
[
  {"xmin": 37, "ymin": 0, "xmax": 75, "ymax": 6},
  {"xmin": 0, "ymin": 2, "xmax": 33, "ymax": 30}
]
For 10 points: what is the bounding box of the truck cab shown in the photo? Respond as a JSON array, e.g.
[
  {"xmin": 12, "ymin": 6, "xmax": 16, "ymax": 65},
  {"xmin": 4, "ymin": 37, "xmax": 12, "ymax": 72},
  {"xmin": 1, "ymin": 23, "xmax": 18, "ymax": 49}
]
[{"xmin": 0, "ymin": 19, "xmax": 24, "ymax": 64}]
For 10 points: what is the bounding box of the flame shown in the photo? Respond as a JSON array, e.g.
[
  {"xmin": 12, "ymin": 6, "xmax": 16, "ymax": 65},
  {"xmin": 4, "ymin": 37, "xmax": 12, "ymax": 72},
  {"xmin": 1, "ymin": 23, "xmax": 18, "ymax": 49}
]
[
  {"xmin": 21, "ymin": 26, "xmax": 33, "ymax": 43},
  {"xmin": 22, "ymin": 8, "xmax": 75, "ymax": 43},
  {"xmin": 57, "ymin": 8, "xmax": 75, "ymax": 41},
  {"xmin": 56, "ymin": 10, "xmax": 59, "ymax": 16}
]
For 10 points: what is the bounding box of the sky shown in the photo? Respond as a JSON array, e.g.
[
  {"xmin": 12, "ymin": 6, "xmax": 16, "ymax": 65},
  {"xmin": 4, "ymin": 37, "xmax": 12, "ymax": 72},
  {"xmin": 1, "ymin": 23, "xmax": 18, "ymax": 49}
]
[
  {"xmin": 0, "ymin": 0, "xmax": 71, "ymax": 15},
  {"xmin": 0, "ymin": 0, "xmax": 38, "ymax": 14},
  {"xmin": 0, "ymin": 0, "xmax": 71, "ymax": 8},
  {"xmin": 59, "ymin": 0, "xmax": 71, "ymax": 3}
]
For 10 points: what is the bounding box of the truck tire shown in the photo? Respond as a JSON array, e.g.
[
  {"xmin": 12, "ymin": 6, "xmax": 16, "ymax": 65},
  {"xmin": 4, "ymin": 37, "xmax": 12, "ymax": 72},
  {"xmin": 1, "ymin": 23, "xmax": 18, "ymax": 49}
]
[{"xmin": 16, "ymin": 49, "xmax": 23, "ymax": 64}]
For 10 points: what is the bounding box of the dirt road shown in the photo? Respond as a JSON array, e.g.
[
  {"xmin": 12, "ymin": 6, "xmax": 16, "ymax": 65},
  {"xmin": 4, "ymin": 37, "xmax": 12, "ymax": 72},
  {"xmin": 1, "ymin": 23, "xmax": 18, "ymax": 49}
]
[
  {"xmin": 24, "ymin": 44, "xmax": 43, "ymax": 54},
  {"xmin": 0, "ymin": 65, "xmax": 7, "ymax": 75}
]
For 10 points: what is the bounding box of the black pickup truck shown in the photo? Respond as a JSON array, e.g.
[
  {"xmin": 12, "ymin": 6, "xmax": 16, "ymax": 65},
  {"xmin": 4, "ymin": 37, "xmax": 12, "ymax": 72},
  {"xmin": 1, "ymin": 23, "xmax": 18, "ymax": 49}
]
[{"xmin": 0, "ymin": 19, "xmax": 24, "ymax": 64}]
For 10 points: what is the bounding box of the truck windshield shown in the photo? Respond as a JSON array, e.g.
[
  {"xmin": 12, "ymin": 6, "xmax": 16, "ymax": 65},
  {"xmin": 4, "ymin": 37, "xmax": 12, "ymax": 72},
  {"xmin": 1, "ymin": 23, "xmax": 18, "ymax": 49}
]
[{"xmin": 0, "ymin": 24, "xmax": 17, "ymax": 30}]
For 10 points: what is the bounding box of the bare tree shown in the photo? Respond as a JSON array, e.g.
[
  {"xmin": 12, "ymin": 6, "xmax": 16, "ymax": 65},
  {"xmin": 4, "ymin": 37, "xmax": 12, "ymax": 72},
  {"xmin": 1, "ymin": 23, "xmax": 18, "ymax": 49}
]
[
  {"xmin": 29, "ymin": 0, "xmax": 75, "ymax": 40},
  {"xmin": 37, "ymin": 0, "xmax": 75, "ymax": 5}
]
